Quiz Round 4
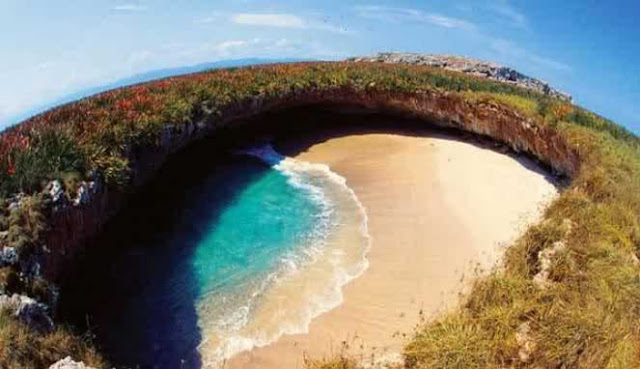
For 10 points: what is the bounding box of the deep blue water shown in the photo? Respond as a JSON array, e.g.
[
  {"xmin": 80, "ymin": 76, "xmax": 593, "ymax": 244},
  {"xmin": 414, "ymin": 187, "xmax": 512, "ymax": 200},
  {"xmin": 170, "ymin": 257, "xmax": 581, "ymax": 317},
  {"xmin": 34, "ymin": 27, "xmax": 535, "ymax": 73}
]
[{"xmin": 60, "ymin": 150, "xmax": 325, "ymax": 369}]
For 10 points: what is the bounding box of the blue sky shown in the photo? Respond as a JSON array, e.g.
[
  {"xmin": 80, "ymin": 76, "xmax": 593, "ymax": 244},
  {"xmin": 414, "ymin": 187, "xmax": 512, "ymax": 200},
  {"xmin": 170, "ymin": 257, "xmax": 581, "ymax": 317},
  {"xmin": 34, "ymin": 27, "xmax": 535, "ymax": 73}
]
[{"xmin": 1, "ymin": 0, "xmax": 639, "ymax": 132}]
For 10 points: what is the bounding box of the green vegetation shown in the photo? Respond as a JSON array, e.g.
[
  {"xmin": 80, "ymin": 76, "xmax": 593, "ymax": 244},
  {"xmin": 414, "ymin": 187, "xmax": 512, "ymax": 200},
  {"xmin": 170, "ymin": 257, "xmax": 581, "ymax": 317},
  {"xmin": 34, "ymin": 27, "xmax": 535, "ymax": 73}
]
[
  {"xmin": 402, "ymin": 91, "xmax": 640, "ymax": 367},
  {"xmin": 5, "ymin": 194, "xmax": 48, "ymax": 259},
  {"xmin": 0, "ymin": 61, "xmax": 638, "ymax": 368}
]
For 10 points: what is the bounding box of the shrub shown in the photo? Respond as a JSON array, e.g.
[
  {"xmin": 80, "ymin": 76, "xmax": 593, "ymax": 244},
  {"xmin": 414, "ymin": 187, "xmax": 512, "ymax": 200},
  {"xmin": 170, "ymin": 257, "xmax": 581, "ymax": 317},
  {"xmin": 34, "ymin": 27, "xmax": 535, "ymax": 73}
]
[
  {"xmin": 1, "ymin": 129, "xmax": 86, "ymax": 196},
  {"xmin": 0, "ymin": 267, "xmax": 21, "ymax": 295},
  {"xmin": 6, "ymin": 194, "xmax": 47, "ymax": 258},
  {"xmin": 0, "ymin": 309, "xmax": 106, "ymax": 369}
]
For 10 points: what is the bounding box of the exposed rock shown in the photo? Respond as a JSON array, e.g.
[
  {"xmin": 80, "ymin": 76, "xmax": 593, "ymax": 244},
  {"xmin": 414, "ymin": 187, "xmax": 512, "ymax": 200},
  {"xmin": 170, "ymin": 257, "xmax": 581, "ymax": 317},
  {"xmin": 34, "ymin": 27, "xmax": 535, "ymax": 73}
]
[
  {"xmin": 516, "ymin": 322, "xmax": 536, "ymax": 363},
  {"xmin": 533, "ymin": 241, "xmax": 566, "ymax": 289},
  {"xmin": 19, "ymin": 250, "xmax": 43, "ymax": 279},
  {"xmin": 0, "ymin": 246, "xmax": 19, "ymax": 266},
  {"xmin": 47, "ymin": 180, "xmax": 65, "ymax": 205},
  {"xmin": 532, "ymin": 218, "xmax": 573, "ymax": 289},
  {"xmin": 37, "ymin": 86, "xmax": 580, "ymax": 284},
  {"xmin": 0, "ymin": 293, "xmax": 54, "ymax": 332},
  {"xmin": 0, "ymin": 232, "xmax": 14, "ymax": 267},
  {"xmin": 73, "ymin": 182, "xmax": 90, "ymax": 206},
  {"xmin": 347, "ymin": 53, "xmax": 572, "ymax": 102},
  {"xmin": 7, "ymin": 193, "xmax": 25, "ymax": 211},
  {"xmin": 49, "ymin": 356, "xmax": 96, "ymax": 369}
]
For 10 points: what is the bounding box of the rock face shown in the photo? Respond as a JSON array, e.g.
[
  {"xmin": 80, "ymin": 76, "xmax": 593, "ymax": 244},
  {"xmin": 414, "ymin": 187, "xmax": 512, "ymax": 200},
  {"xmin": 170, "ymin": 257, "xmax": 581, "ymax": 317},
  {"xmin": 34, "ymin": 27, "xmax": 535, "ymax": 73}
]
[
  {"xmin": 38, "ymin": 85, "xmax": 579, "ymax": 282},
  {"xmin": 347, "ymin": 53, "xmax": 572, "ymax": 102},
  {"xmin": 0, "ymin": 293, "xmax": 54, "ymax": 332},
  {"xmin": 48, "ymin": 357, "xmax": 95, "ymax": 369},
  {"xmin": 0, "ymin": 244, "xmax": 18, "ymax": 266}
]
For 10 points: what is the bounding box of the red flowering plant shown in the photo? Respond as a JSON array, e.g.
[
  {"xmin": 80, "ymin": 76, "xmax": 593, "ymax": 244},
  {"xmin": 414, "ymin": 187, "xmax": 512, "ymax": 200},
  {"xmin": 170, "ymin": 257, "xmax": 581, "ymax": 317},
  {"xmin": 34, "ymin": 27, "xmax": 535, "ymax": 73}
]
[{"xmin": 0, "ymin": 127, "xmax": 32, "ymax": 193}]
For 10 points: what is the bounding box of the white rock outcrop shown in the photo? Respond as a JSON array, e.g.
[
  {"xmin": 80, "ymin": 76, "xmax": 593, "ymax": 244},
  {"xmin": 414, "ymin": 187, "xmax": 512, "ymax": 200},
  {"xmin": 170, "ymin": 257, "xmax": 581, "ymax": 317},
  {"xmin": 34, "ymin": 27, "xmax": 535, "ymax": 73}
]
[
  {"xmin": 348, "ymin": 53, "xmax": 572, "ymax": 102},
  {"xmin": 533, "ymin": 240, "xmax": 566, "ymax": 289},
  {"xmin": 49, "ymin": 356, "xmax": 96, "ymax": 369},
  {"xmin": 0, "ymin": 293, "xmax": 54, "ymax": 332},
  {"xmin": 516, "ymin": 322, "xmax": 536, "ymax": 363}
]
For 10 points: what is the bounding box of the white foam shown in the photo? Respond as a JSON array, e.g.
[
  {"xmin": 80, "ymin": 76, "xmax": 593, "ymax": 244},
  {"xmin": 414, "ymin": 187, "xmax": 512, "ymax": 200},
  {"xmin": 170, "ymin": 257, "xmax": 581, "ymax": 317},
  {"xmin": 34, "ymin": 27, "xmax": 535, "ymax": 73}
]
[{"xmin": 197, "ymin": 144, "xmax": 372, "ymax": 367}]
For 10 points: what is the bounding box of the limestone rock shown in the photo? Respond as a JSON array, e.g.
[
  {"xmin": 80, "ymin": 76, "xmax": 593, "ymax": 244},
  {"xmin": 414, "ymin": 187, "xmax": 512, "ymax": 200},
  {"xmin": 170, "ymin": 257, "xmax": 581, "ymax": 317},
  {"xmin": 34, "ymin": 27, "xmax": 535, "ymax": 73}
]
[
  {"xmin": 347, "ymin": 53, "xmax": 572, "ymax": 102},
  {"xmin": 0, "ymin": 293, "xmax": 54, "ymax": 332},
  {"xmin": 49, "ymin": 356, "xmax": 96, "ymax": 369},
  {"xmin": 47, "ymin": 180, "xmax": 65, "ymax": 204},
  {"xmin": 7, "ymin": 193, "xmax": 24, "ymax": 211},
  {"xmin": 516, "ymin": 322, "xmax": 536, "ymax": 362},
  {"xmin": 0, "ymin": 245, "xmax": 19, "ymax": 266},
  {"xmin": 533, "ymin": 241, "xmax": 566, "ymax": 289},
  {"xmin": 73, "ymin": 182, "xmax": 89, "ymax": 206}
]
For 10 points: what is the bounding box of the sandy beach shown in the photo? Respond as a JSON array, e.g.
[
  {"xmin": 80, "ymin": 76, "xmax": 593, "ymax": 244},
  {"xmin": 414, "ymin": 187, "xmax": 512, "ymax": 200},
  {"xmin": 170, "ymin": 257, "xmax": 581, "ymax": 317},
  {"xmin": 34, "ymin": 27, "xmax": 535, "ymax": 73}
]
[{"xmin": 228, "ymin": 130, "xmax": 558, "ymax": 368}]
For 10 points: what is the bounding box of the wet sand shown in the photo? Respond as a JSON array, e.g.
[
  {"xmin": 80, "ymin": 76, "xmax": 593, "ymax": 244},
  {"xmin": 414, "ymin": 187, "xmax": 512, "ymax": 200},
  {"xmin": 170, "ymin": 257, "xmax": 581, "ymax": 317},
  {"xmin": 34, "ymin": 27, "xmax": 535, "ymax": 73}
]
[{"xmin": 227, "ymin": 131, "xmax": 558, "ymax": 368}]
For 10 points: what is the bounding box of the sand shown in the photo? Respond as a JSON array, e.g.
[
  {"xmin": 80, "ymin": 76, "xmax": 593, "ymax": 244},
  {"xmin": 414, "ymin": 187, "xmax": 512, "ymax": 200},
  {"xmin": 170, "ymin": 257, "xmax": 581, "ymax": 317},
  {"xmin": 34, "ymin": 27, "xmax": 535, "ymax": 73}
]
[{"xmin": 227, "ymin": 131, "xmax": 558, "ymax": 368}]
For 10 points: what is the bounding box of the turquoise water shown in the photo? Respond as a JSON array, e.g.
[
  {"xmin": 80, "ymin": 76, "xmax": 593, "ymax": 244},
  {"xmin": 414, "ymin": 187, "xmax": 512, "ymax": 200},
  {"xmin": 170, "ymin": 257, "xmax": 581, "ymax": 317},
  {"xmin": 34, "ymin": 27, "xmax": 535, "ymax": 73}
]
[
  {"xmin": 60, "ymin": 145, "xmax": 362, "ymax": 369},
  {"xmin": 193, "ymin": 168, "xmax": 324, "ymax": 296}
]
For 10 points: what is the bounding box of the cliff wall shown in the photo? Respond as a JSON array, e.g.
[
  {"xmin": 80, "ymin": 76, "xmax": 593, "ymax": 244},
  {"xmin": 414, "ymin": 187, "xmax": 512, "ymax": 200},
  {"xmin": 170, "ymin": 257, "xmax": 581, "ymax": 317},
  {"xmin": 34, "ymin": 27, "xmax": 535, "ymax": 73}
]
[{"xmin": 40, "ymin": 86, "xmax": 579, "ymax": 281}]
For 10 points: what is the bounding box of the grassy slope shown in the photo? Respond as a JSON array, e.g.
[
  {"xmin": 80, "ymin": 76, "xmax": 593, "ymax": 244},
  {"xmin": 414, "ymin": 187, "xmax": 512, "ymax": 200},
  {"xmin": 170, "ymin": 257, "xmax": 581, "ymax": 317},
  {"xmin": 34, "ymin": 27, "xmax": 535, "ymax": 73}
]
[
  {"xmin": 0, "ymin": 310, "xmax": 105, "ymax": 369},
  {"xmin": 401, "ymin": 92, "xmax": 640, "ymax": 369},
  {"xmin": 0, "ymin": 62, "xmax": 638, "ymax": 368}
]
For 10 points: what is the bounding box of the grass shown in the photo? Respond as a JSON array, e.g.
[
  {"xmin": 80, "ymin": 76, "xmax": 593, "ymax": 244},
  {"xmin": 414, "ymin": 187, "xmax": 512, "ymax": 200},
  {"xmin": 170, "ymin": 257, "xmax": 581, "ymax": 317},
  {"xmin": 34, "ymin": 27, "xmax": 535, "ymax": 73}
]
[
  {"xmin": 402, "ymin": 115, "xmax": 640, "ymax": 368},
  {"xmin": 305, "ymin": 356, "xmax": 361, "ymax": 369},
  {"xmin": 0, "ymin": 61, "xmax": 638, "ymax": 368},
  {"xmin": 0, "ymin": 309, "xmax": 106, "ymax": 369}
]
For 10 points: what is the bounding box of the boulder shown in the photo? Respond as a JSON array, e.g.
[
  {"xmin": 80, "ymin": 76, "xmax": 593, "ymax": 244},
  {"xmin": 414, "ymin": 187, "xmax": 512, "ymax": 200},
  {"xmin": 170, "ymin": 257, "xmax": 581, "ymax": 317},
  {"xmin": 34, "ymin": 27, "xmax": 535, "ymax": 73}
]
[
  {"xmin": 49, "ymin": 356, "xmax": 96, "ymax": 369},
  {"xmin": 0, "ymin": 293, "xmax": 54, "ymax": 332},
  {"xmin": 47, "ymin": 180, "xmax": 65, "ymax": 204},
  {"xmin": 0, "ymin": 246, "xmax": 19, "ymax": 266}
]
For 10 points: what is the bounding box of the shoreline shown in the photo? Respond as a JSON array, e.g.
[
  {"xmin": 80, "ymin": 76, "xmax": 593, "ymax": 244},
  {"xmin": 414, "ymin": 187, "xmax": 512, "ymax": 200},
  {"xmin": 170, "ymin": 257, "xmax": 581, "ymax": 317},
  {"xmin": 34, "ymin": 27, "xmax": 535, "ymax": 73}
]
[
  {"xmin": 226, "ymin": 129, "xmax": 558, "ymax": 368},
  {"xmin": 197, "ymin": 145, "xmax": 373, "ymax": 366}
]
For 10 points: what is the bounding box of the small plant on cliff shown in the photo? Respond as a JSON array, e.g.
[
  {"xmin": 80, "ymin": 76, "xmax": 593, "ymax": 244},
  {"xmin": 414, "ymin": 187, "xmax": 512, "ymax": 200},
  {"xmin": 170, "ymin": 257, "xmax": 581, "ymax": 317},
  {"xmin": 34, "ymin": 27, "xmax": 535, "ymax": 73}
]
[
  {"xmin": 0, "ymin": 309, "xmax": 106, "ymax": 369},
  {"xmin": 0, "ymin": 198, "xmax": 8, "ymax": 231},
  {"xmin": 6, "ymin": 194, "xmax": 47, "ymax": 258},
  {"xmin": 305, "ymin": 357, "xmax": 361, "ymax": 369}
]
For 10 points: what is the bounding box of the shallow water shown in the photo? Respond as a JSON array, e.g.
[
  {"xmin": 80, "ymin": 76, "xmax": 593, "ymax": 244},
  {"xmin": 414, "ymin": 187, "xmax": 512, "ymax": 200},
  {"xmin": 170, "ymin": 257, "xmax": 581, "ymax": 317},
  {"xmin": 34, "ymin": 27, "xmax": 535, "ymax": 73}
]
[{"xmin": 61, "ymin": 144, "xmax": 369, "ymax": 369}]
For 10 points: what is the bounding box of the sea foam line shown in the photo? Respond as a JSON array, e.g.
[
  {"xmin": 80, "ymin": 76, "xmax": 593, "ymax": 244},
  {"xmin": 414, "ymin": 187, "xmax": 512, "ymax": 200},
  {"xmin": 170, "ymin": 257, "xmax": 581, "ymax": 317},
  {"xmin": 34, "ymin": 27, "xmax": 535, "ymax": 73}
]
[{"xmin": 200, "ymin": 143, "xmax": 372, "ymax": 367}]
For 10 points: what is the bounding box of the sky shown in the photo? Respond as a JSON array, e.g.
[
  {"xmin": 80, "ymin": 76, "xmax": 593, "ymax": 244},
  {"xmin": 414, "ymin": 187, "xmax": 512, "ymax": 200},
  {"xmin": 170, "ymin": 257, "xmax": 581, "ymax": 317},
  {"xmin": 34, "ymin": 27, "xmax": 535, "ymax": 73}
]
[{"xmin": 1, "ymin": 0, "xmax": 639, "ymax": 133}]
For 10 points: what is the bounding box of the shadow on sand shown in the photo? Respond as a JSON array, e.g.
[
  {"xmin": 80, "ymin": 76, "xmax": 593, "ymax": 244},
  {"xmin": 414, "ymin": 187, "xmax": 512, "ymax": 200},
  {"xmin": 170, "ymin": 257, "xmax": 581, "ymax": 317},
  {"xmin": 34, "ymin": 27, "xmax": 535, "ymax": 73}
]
[{"xmin": 267, "ymin": 107, "xmax": 562, "ymax": 186}]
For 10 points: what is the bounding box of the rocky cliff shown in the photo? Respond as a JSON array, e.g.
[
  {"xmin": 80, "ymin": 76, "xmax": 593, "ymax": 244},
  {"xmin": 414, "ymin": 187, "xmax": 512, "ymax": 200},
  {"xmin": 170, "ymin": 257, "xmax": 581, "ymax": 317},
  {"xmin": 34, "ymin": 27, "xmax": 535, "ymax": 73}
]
[
  {"xmin": 33, "ymin": 86, "xmax": 579, "ymax": 284},
  {"xmin": 347, "ymin": 53, "xmax": 572, "ymax": 102},
  {"xmin": 1, "ymin": 85, "xmax": 579, "ymax": 288}
]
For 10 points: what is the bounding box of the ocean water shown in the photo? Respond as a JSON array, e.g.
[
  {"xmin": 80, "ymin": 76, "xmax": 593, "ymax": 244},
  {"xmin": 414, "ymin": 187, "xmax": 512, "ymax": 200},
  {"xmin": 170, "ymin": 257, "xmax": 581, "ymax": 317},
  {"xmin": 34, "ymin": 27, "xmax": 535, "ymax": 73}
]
[{"xmin": 61, "ymin": 143, "xmax": 369, "ymax": 369}]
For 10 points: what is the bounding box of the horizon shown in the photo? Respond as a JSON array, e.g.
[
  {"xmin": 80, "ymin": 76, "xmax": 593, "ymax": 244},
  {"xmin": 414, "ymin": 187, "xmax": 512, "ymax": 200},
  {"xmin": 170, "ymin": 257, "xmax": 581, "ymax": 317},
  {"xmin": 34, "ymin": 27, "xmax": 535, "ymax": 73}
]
[{"xmin": 2, "ymin": 1, "xmax": 639, "ymax": 133}]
